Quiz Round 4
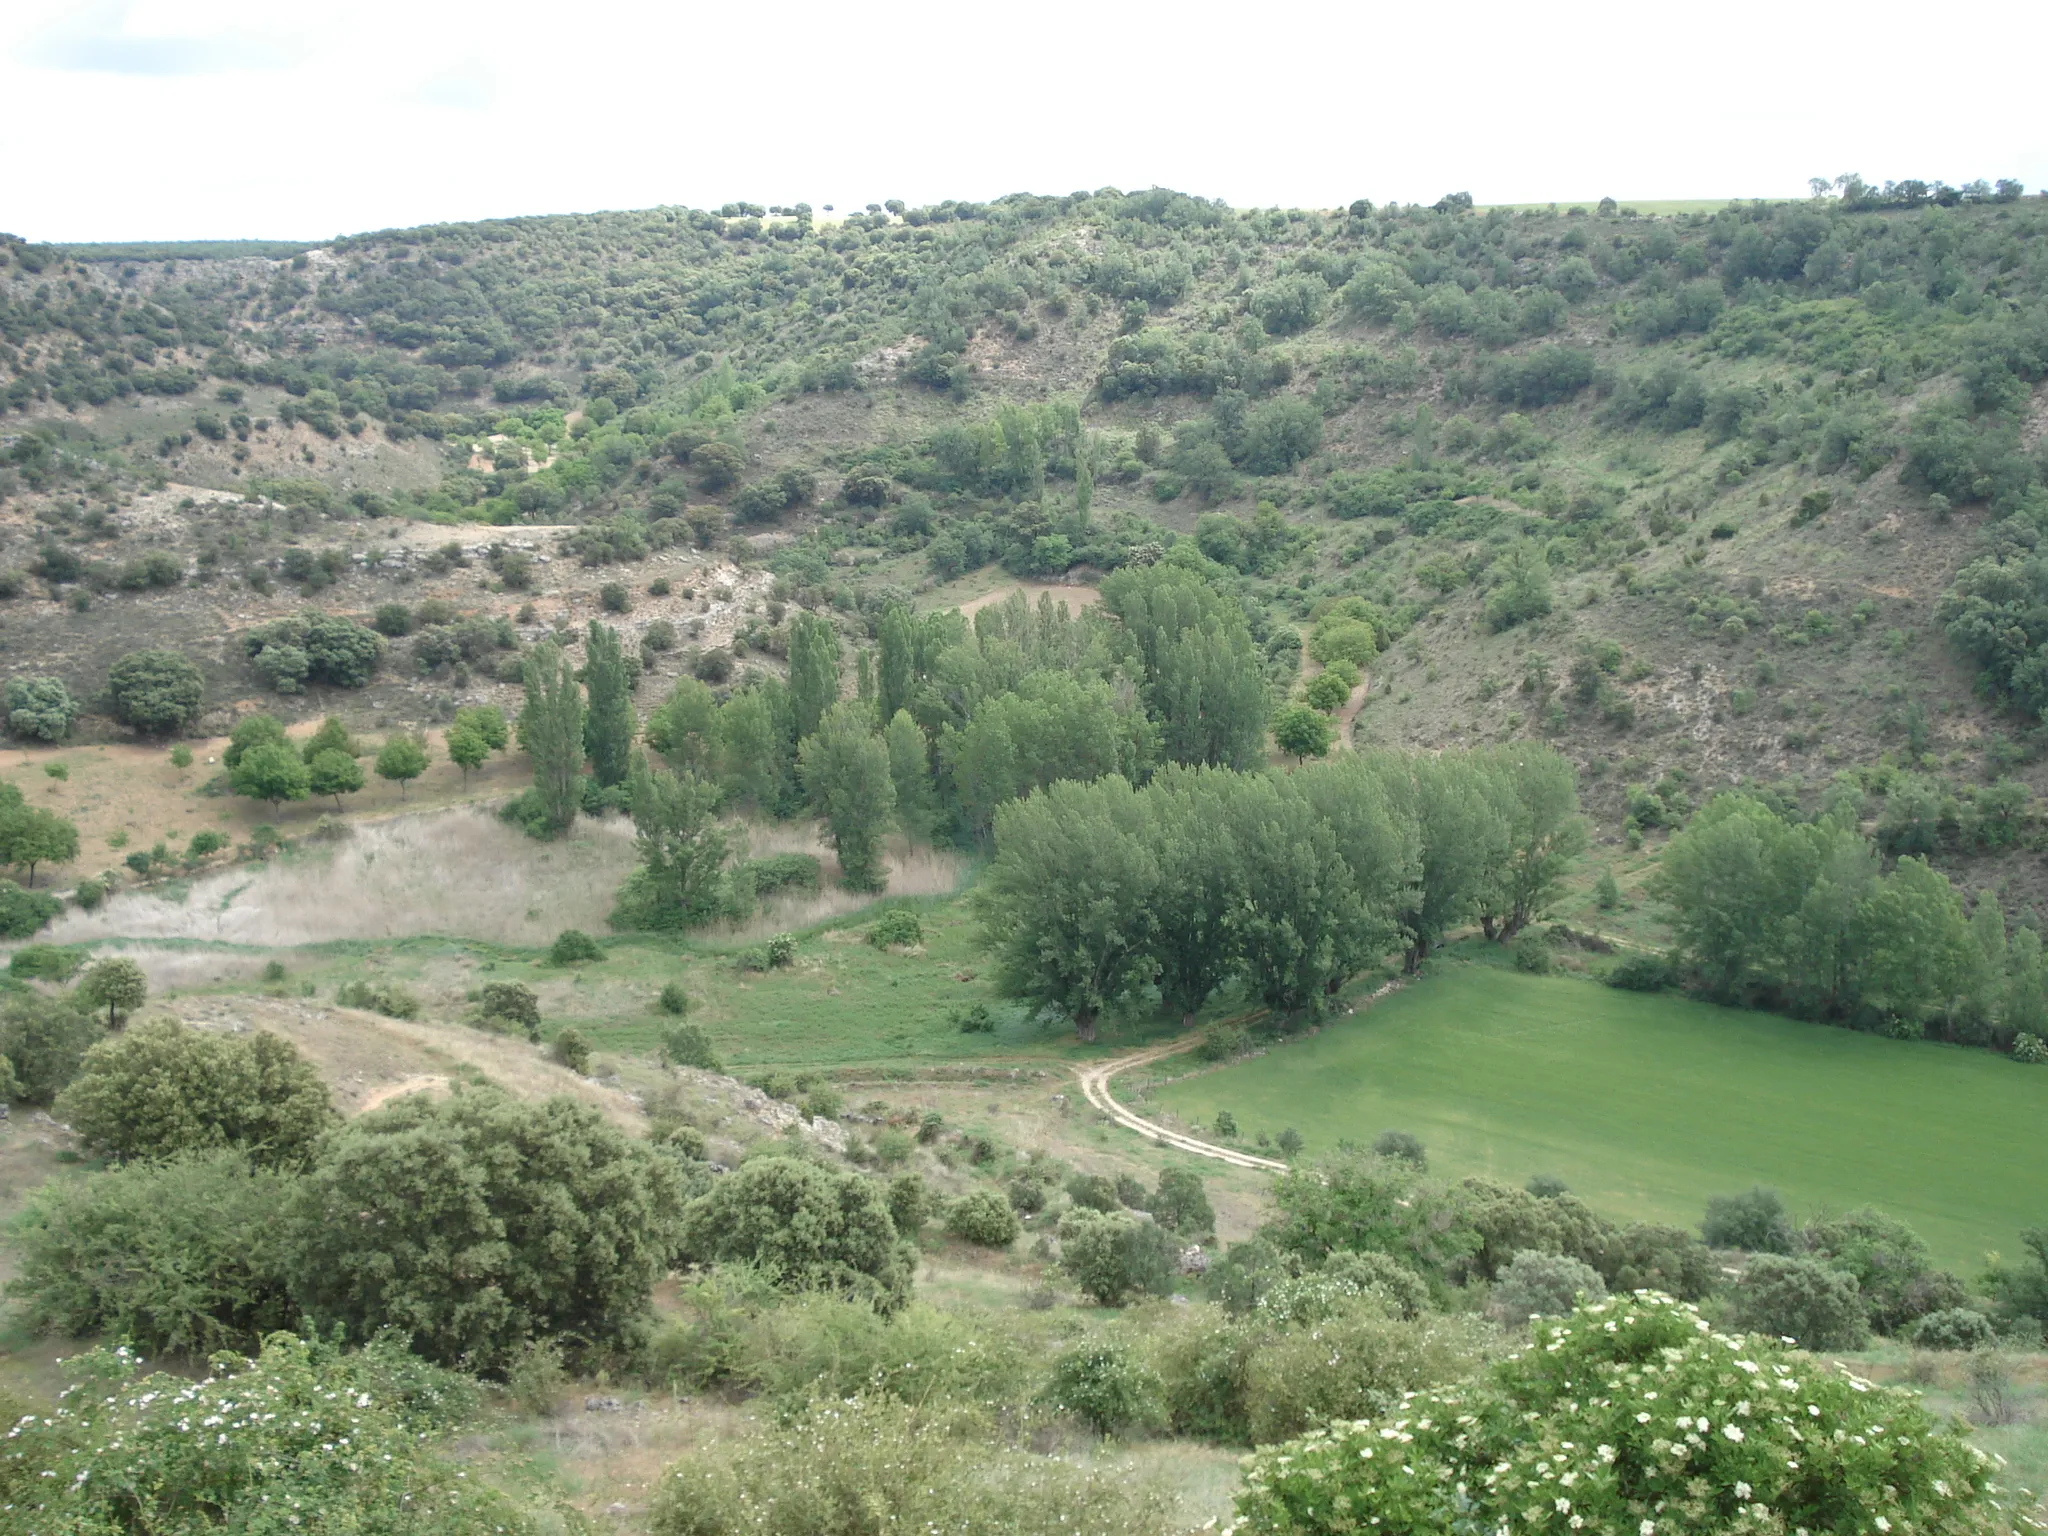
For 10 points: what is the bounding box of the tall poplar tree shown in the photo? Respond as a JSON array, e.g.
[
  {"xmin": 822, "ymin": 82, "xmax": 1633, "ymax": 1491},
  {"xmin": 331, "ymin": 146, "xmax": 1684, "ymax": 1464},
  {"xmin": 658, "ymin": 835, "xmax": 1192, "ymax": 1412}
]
[
  {"xmin": 787, "ymin": 610, "xmax": 840, "ymax": 742},
  {"xmin": 519, "ymin": 640, "xmax": 586, "ymax": 836},
  {"xmin": 798, "ymin": 703, "xmax": 895, "ymax": 892},
  {"xmin": 583, "ymin": 621, "xmax": 636, "ymax": 790}
]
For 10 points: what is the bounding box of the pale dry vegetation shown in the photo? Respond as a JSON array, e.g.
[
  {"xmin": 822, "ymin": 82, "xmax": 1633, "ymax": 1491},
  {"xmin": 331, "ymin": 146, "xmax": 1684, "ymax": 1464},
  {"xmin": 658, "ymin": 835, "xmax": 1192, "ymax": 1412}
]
[{"xmin": 47, "ymin": 808, "xmax": 638, "ymax": 946}]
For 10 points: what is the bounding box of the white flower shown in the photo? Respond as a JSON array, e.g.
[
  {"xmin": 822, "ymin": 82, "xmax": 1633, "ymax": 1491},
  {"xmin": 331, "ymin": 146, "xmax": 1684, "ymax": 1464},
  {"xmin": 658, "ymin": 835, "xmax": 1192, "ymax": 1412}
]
[
  {"xmin": 1876, "ymin": 1520, "xmax": 1891, "ymax": 1533},
  {"xmin": 1597, "ymin": 1445, "xmax": 1616, "ymax": 1464},
  {"xmin": 1736, "ymin": 1482, "xmax": 1752, "ymax": 1500},
  {"xmin": 1555, "ymin": 1498, "xmax": 1572, "ymax": 1515},
  {"xmin": 1641, "ymin": 1523, "xmax": 1656, "ymax": 1536},
  {"xmin": 1722, "ymin": 1425, "xmax": 1744, "ymax": 1442},
  {"xmin": 1637, "ymin": 1412, "xmax": 1652, "ymax": 1424}
]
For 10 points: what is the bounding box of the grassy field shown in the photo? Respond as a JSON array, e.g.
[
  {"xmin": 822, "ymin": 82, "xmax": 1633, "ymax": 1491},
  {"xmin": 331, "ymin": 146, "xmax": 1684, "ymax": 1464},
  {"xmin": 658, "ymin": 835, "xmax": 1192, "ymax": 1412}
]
[{"xmin": 1150, "ymin": 952, "xmax": 2048, "ymax": 1269}]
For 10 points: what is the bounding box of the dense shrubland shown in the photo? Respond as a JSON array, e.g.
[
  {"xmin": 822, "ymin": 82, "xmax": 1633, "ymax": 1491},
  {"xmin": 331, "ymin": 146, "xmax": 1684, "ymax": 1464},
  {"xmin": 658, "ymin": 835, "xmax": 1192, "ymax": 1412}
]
[{"xmin": 3, "ymin": 964, "xmax": 2039, "ymax": 1534}]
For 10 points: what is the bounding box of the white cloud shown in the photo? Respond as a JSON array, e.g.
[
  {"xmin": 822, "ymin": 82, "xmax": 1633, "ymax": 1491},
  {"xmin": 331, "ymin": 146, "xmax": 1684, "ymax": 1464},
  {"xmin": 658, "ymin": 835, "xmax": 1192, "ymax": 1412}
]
[{"xmin": 1, "ymin": 0, "xmax": 2042, "ymax": 240}]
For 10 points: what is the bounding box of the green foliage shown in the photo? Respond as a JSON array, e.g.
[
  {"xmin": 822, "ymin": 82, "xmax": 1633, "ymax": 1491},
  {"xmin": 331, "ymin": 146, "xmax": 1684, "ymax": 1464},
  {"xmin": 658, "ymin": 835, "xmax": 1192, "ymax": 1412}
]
[
  {"xmin": 1271, "ymin": 702, "xmax": 1332, "ymax": 760},
  {"xmin": 867, "ymin": 908, "xmax": 924, "ymax": 947},
  {"xmin": 1701, "ymin": 1185, "xmax": 1794, "ymax": 1252},
  {"xmin": 299, "ymin": 714, "xmax": 357, "ymax": 762},
  {"xmin": 799, "ymin": 703, "xmax": 896, "ymax": 892},
  {"xmin": 288, "ymin": 1089, "xmax": 686, "ymax": 1371},
  {"xmin": 244, "ymin": 611, "xmax": 387, "ymax": 689},
  {"xmin": 518, "ymin": 640, "xmax": 586, "ymax": 837},
  {"xmin": 4, "ymin": 1334, "xmax": 526, "ymax": 1536},
  {"xmin": 231, "ymin": 739, "xmax": 311, "ymax": 808},
  {"xmin": 478, "ymin": 981, "xmax": 540, "ymax": 1034},
  {"xmin": 77, "ymin": 955, "xmax": 148, "ymax": 1028},
  {"xmin": 7, "ymin": 1150, "xmax": 298, "ymax": 1355},
  {"xmin": 1242, "ymin": 1306, "xmax": 1496, "ymax": 1446},
  {"xmin": 551, "ymin": 1026, "xmax": 592, "ymax": 1073},
  {"xmin": 225, "ymin": 711, "xmax": 289, "ymax": 769},
  {"xmin": 1233, "ymin": 1292, "xmax": 1994, "ymax": 1536},
  {"xmin": 334, "ymin": 978, "xmax": 421, "ymax": 1019},
  {"xmin": 1483, "ymin": 542, "xmax": 1554, "ymax": 631},
  {"xmin": 0, "ymin": 797, "xmax": 79, "ymax": 884},
  {"xmin": 1652, "ymin": 792, "xmax": 1996, "ymax": 1034},
  {"xmin": 944, "ymin": 1188, "xmax": 1020, "ymax": 1248},
  {"xmin": 0, "ymin": 876, "xmax": 61, "ymax": 937},
  {"xmin": 679, "ymin": 1156, "xmax": 914, "ymax": 1312},
  {"xmin": 374, "ymin": 733, "xmax": 429, "ymax": 795},
  {"xmin": 0, "ymin": 994, "xmax": 100, "ymax": 1102},
  {"xmin": 1301, "ymin": 669, "xmax": 1352, "ymax": 712},
  {"xmin": 1728, "ymin": 1252, "xmax": 1870, "ymax": 1348},
  {"xmin": 649, "ymin": 1392, "xmax": 1168, "ymax": 1536},
  {"xmin": 1150, "ymin": 1166, "xmax": 1214, "ymax": 1236},
  {"xmin": 1057, "ymin": 1207, "xmax": 1173, "ymax": 1305},
  {"xmin": 1909, "ymin": 1306, "xmax": 1997, "ymax": 1350},
  {"xmin": 1606, "ymin": 952, "xmax": 1675, "ymax": 990},
  {"xmin": 1044, "ymin": 1340, "xmax": 1163, "ymax": 1434},
  {"xmin": 106, "ymin": 648, "xmax": 205, "ymax": 734},
  {"xmin": 1799, "ymin": 1206, "xmax": 1958, "ymax": 1335},
  {"xmin": 741, "ymin": 851, "xmax": 822, "ymax": 899},
  {"xmin": 549, "ymin": 928, "xmax": 605, "ymax": 964},
  {"xmin": 614, "ymin": 753, "xmax": 734, "ymax": 931},
  {"xmin": 4, "ymin": 675, "xmax": 77, "ymax": 740},
  {"xmin": 9, "ymin": 942, "xmax": 82, "ymax": 981},
  {"xmin": 582, "ymin": 620, "xmax": 637, "ymax": 788},
  {"xmin": 1511, "ymin": 930, "xmax": 1553, "ymax": 972},
  {"xmin": 1489, "ymin": 1247, "xmax": 1606, "ymax": 1324},
  {"xmin": 887, "ymin": 1173, "xmax": 931, "ymax": 1235},
  {"xmin": 786, "ymin": 609, "xmax": 840, "ymax": 740},
  {"xmin": 660, "ymin": 1022, "xmax": 721, "ymax": 1071},
  {"xmin": 55, "ymin": 1018, "xmax": 334, "ymax": 1169},
  {"xmin": 1099, "ymin": 562, "xmax": 1268, "ymax": 771},
  {"xmin": 307, "ymin": 746, "xmax": 365, "ymax": 805},
  {"xmin": 976, "ymin": 775, "xmax": 1158, "ymax": 1041}
]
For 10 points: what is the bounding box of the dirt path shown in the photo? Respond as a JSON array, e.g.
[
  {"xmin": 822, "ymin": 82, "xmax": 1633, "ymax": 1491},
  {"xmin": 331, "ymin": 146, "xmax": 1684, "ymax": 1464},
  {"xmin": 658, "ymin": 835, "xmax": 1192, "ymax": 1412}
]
[
  {"xmin": 1075, "ymin": 977, "xmax": 1421, "ymax": 1171},
  {"xmin": 1335, "ymin": 674, "xmax": 1373, "ymax": 748},
  {"xmin": 1075, "ymin": 1039, "xmax": 1290, "ymax": 1171}
]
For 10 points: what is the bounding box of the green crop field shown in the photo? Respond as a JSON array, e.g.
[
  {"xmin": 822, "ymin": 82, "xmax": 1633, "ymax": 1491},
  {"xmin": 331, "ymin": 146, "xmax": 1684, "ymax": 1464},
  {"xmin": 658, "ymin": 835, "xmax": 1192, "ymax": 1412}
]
[{"xmin": 1151, "ymin": 957, "xmax": 2048, "ymax": 1269}]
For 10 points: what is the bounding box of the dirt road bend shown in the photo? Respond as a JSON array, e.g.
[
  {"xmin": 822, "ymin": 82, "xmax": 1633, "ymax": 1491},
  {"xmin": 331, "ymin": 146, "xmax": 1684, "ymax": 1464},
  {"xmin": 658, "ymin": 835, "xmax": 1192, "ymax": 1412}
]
[
  {"xmin": 1073, "ymin": 978, "xmax": 1414, "ymax": 1171},
  {"xmin": 1074, "ymin": 1039, "xmax": 1289, "ymax": 1172}
]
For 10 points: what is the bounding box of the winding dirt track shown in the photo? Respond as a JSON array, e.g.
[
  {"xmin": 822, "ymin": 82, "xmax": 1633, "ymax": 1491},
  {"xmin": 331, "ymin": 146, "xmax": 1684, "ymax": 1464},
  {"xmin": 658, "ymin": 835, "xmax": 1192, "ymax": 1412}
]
[
  {"xmin": 1075, "ymin": 1038, "xmax": 1290, "ymax": 1172},
  {"xmin": 1073, "ymin": 976, "xmax": 1421, "ymax": 1171}
]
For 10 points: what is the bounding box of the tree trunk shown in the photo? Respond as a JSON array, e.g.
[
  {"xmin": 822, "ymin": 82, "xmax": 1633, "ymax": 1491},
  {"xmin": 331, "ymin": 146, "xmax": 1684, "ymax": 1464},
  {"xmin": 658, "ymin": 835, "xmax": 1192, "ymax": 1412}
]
[
  {"xmin": 22, "ymin": 864, "xmax": 33, "ymax": 888},
  {"xmin": 1179, "ymin": 1011, "xmax": 1195, "ymax": 1029},
  {"xmin": 1074, "ymin": 1009, "xmax": 1098, "ymax": 1044},
  {"xmin": 1480, "ymin": 915, "xmax": 1499, "ymax": 941}
]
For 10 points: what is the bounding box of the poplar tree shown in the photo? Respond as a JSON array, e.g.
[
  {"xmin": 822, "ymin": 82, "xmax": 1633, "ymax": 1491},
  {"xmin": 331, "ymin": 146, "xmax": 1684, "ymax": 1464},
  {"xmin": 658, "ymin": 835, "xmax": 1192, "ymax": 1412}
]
[
  {"xmin": 582, "ymin": 621, "xmax": 637, "ymax": 789},
  {"xmin": 787, "ymin": 610, "xmax": 840, "ymax": 742},
  {"xmin": 798, "ymin": 703, "xmax": 896, "ymax": 892},
  {"xmin": 877, "ymin": 603, "xmax": 915, "ymax": 723},
  {"xmin": 520, "ymin": 640, "xmax": 586, "ymax": 836}
]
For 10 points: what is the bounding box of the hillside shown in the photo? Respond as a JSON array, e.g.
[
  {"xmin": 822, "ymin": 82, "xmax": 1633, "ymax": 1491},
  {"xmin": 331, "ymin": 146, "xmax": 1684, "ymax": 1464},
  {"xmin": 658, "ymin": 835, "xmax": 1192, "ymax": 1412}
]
[{"xmin": 3, "ymin": 181, "xmax": 2047, "ymax": 911}]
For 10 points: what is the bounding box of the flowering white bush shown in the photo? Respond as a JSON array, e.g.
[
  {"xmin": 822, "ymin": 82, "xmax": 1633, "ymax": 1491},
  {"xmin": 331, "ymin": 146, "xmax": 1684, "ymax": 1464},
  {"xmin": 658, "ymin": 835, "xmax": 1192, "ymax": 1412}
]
[
  {"xmin": 0, "ymin": 1333, "xmax": 528, "ymax": 1534},
  {"xmin": 1232, "ymin": 1292, "xmax": 1998, "ymax": 1536}
]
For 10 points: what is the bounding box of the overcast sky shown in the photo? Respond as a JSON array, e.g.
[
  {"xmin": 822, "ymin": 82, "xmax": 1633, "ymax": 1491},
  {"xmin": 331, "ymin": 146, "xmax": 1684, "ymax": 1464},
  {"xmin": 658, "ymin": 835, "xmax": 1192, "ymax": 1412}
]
[{"xmin": 4, "ymin": 0, "xmax": 2043, "ymax": 243}]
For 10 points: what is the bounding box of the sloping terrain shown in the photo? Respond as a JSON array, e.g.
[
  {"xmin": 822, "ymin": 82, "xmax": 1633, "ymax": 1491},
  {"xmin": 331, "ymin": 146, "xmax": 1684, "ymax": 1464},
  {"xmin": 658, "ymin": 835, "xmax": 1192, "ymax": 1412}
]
[{"xmin": 2, "ymin": 185, "xmax": 2045, "ymax": 907}]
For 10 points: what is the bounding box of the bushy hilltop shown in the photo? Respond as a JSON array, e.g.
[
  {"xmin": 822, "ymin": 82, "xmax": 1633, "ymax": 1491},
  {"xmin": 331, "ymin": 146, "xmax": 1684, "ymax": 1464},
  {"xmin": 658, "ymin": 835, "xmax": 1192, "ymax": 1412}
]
[{"xmin": 3, "ymin": 180, "xmax": 2048, "ymax": 895}]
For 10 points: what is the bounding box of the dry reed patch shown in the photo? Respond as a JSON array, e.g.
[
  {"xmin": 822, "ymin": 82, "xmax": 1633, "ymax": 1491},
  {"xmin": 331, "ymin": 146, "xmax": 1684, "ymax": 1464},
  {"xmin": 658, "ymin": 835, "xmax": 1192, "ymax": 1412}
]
[
  {"xmin": 956, "ymin": 580, "xmax": 1101, "ymax": 619},
  {"xmin": 713, "ymin": 826, "xmax": 967, "ymax": 943},
  {"xmin": 46, "ymin": 808, "xmax": 637, "ymax": 947}
]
